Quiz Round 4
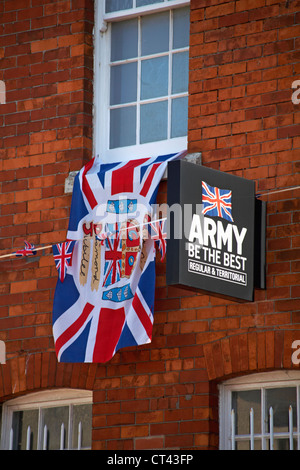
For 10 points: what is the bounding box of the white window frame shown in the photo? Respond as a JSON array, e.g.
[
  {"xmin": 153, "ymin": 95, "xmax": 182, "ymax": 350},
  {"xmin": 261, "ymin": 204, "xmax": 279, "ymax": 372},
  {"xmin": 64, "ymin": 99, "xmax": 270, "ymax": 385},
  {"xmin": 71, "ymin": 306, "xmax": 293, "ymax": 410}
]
[
  {"xmin": 219, "ymin": 370, "xmax": 300, "ymax": 450},
  {"xmin": 93, "ymin": 0, "xmax": 189, "ymax": 163},
  {"xmin": 0, "ymin": 389, "xmax": 92, "ymax": 450}
]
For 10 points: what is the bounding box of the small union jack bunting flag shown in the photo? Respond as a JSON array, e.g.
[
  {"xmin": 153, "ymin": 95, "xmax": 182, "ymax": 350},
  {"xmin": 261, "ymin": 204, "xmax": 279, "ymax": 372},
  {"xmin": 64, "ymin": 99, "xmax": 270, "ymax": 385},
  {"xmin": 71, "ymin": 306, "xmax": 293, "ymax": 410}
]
[
  {"xmin": 52, "ymin": 241, "xmax": 75, "ymax": 282},
  {"xmin": 15, "ymin": 240, "xmax": 37, "ymax": 257},
  {"xmin": 202, "ymin": 181, "xmax": 234, "ymax": 222},
  {"xmin": 149, "ymin": 219, "xmax": 167, "ymax": 262}
]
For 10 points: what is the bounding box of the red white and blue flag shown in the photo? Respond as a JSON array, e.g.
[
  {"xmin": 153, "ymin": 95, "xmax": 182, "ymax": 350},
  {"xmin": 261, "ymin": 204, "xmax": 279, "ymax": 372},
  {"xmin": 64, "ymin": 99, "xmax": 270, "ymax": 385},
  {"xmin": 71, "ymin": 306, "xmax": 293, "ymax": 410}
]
[
  {"xmin": 202, "ymin": 181, "xmax": 233, "ymax": 222},
  {"xmin": 15, "ymin": 240, "xmax": 37, "ymax": 257},
  {"xmin": 53, "ymin": 241, "xmax": 75, "ymax": 283},
  {"xmin": 146, "ymin": 216, "xmax": 167, "ymax": 262},
  {"xmin": 52, "ymin": 152, "xmax": 186, "ymax": 363}
]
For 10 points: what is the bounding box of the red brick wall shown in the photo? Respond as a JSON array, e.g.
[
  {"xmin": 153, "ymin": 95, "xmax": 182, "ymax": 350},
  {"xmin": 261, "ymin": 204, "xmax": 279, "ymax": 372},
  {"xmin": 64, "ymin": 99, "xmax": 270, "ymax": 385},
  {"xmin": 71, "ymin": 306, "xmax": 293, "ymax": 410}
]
[
  {"xmin": 0, "ymin": 0, "xmax": 93, "ymax": 354},
  {"xmin": 188, "ymin": 0, "xmax": 300, "ymax": 448},
  {"xmin": 0, "ymin": 0, "xmax": 299, "ymax": 451}
]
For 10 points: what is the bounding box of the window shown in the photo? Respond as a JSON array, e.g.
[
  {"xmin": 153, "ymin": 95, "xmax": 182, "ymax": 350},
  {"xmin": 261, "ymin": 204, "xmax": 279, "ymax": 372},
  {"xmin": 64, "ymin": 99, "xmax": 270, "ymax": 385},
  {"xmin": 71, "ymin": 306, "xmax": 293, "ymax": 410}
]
[
  {"xmin": 219, "ymin": 371, "xmax": 300, "ymax": 450},
  {"xmin": 0, "ymin": 389, "xmax": 92, "ymax": 450},
  {"xmin": 94, "ymin": 0, "xmax": 190, "ymax": 162}
]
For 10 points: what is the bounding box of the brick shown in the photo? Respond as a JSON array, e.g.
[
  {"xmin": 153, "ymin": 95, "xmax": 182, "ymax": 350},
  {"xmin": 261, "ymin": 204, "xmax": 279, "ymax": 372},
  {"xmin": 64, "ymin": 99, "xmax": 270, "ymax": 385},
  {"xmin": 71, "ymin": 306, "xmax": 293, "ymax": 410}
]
[
  {"xmin": 279, "ymin": 24, "xmax": 300, "ymax": 40},
  {"xmin": 190, "ymin": 41, "xmax": 218, "ymax": 57},
  {"xmin": 232, "ymin": 119, "xmax": 262, "ymax": 134},
  {"xmin": 5, "ymin": 111, "xmax": 31, "ymax": 126},
  {"xmin": 15, "ymin": 188, "xmax": 42, "ymax": 203},
  {"xmin": 278, "ymin": 125, "xmax": 300, "ymax": 139},
  {"xmin": 264, "ymin": 38, "xmax": 294, "ymax": 56},
  {"xmin": 206, "ymin": 2, "xmax": 235, "ymax": 18},
  {"xmin": 219, "ymin": 11, "xmax": 249, "ymax": 27},
  {"xmin": 249, "ymin": 4, "xmax": 280, "ymax": 21},
  {"xmin": 31, "ymin": 38, "xmax": 58, "ymax": 53},
  {"xmin": 44, "ymin": 139, "xmax": 70, "ymax": 153},
  {"xmin": 4, "ymin": 65, "xmax": 30, "ymax": 80},
  {"xmin": 189, "ymin": 91, "xmax": 217, "ymax": 105},
  {"xmin": 247, "ymin": 55, "xmax": 278, "ymax": 72},
  {"xmin": 217, "ymin": 133, "xmax": 246, "ymax": 149},
  {"xmin": 264, "ymin": 15, "xmax": 294, "ymax": 30},
  {"xmin": 246, "ymin": 128, "xmax": 277, "ymax": 144},
  {"xmin": 276, "ymin": 298, "xmax": 300, "ymax": 312},
  {"xmin": 236, "ymin": 0, "xmax": 265, "ymax": 11},
  {"xmin": 233, "ymin": 45, "xmax": 262, "ymax": 61},
  {"xmin": 203, "ymin": 76, "xmax": 232, "ymax": 92},
  {"xmin": 203, "ymin": 51, "xmax": 233, "ymax": 67},
  {"xmin": 247, "ymin": 30, "xmax": 277, "ymax": 46},
  {"xmin": 121, "ymin": 425, "xmax": 148, "ymax": 439},
  {"xmin": 245, "ymin": 105, "xmax": 276, "ymax": 120},
  {"xmin": 275, "ymin": 274, "xmax": 300, "ymax": 287},
  {"xmin": 135, "ymin": 437, "xmax": 164, "ymax": 450},
  {"xmin": 10, "ymin": 280, "xmax": 37, "ymax": 294},
  {"xmin": 202, "ymin": 124, "xmax": 231, "ymax": 139},
  {"xmin": 218, "ymin": 62, "xmax": 246, "ymax": 76},
  {"xmin": 218, "ymin": 86, "xmax": 245, "ymax": 100},
  {"xmin": 190, "ymin": 17, "xmax": 218, "ymax": 34}
]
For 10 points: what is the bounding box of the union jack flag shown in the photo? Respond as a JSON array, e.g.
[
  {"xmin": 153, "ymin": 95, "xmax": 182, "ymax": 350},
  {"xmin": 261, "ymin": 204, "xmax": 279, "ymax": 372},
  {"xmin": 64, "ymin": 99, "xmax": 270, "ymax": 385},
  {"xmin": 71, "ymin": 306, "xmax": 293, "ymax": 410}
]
[
  {"xmin": 52, "ymin": 151, "xmax": 187, "ymax": 363},
  {"xmin": 52, "ymin": 241, "xmax": 75, "ymax": 282},
  {"xmin": 202, "ymin": 181, "xmax": 234, "ymax": 222},
  {"xmin": 149, "ymin": 218, "xmax": 167, "ymax": 262},
  {"xmin": 15, "ymin": 240, "xmax": 37, "ymax": 257},
  {"xmin": 103, "ymin": 223, "xmax": 122, "ymax": 287}
]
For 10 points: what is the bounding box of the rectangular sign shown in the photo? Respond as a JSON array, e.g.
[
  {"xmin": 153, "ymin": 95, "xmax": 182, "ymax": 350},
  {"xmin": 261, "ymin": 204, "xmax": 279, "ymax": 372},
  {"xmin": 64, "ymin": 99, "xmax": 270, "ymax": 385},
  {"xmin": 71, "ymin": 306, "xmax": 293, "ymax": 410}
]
[{"xmin": 166, "ymin": 160, "xmax": 265, "ymax": 302}]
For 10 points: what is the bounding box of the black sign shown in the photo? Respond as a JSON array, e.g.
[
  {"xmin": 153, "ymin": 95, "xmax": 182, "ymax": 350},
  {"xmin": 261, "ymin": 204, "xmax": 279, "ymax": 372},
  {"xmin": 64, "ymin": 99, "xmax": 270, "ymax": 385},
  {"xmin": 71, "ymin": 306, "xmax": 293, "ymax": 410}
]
[{"xmin": 166, "ymin": 160, "xmax": 266, "ymax": 302}]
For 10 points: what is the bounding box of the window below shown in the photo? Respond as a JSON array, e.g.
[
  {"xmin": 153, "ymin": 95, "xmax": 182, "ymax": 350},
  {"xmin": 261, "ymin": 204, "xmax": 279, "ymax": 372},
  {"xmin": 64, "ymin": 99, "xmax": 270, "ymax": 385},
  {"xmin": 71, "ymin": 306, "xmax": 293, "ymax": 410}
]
[
  {"xmin": 219, "ymin": 371, "xmax": 300, "ymax": 450},
  {"xmin": 0, "ymin": 389, "xmax": 92, "ymax": 450},
  {"xmin": 94, "ymin": 0, "xmax": 190, "ymax": 162}
]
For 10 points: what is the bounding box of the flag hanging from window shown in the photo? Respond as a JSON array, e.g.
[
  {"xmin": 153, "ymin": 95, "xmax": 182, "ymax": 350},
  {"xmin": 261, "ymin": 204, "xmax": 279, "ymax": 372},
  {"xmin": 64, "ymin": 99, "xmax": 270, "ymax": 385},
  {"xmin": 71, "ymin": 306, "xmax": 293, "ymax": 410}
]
[{"xmin": 52, "ymin": 152, "xmax": 186, "ymax": 363}]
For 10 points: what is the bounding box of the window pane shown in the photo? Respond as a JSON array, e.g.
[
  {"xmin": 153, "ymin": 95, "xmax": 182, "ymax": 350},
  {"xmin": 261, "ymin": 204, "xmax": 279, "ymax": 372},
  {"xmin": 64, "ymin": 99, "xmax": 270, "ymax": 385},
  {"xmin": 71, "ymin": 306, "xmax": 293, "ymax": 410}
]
[
  {"xmin": 141, "ymin": 56, "xmax": 168, "ymax": 100},
  {"xmin": 72, "ymin": 404, "xmax": 92, "ymax": 449},
  {"xmin": 12, "ymin": 410, "xmax": 39, "ymax": 450},
  {"xmin": 237, "ymin": 440, "xmax": 262, "ymax": 450},
  {"xmin": 137, "ymin": 0, "xmax": 162, "ymax": 5},
  {"xmin": 105, "ymin": 0, "xmax": 133, "ymax": 13},
  {"xmin": 265, "ymin": 387, "xmax": 297, "ymax": 433},
  {"xmin": 171, "ymin": 96, "xmax": 188, "ymax": 138},
  {"xmin": 110, "ymin": 106, "xmax": 136, "ymax": 148},
  {"xmin": 141, "ymin": 11, "xmax": 169, "ymax": 56},
  {"xmin": 43, "ymin": 406, "xmax": 69, "ymax": 450},
  {"xmin": 271, "ymin": 438, "xmax": 297, "ymax": 451},
  {"xmin": 172, "ymin": 51, "xmax": 189, "ymax": 94},
  {"xmin": 140, "ymin": 100, "xmax": 168, "ymax": 143},
  {"xmin": 111, "ymin": 19, "xmax": 138, "ymax": 62},
  {"xmin": 232, "ymin": 390, "xmax": 261, "ymax": 435},
  {"xmin": 173, "ymin": 7, "xmax": 190, "ymax": 49},
  {"xmin": 110, "ymin": 63, "xmax": 137, "ymax": 105}
]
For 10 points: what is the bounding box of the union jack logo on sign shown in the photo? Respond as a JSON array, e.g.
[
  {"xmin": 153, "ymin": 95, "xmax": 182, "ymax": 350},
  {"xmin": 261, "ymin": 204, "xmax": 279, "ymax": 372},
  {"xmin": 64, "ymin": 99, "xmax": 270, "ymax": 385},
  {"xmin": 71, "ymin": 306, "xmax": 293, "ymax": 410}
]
[{"xmin": 202, "ymin": 181, "xmax": 234, "ymax": 222}]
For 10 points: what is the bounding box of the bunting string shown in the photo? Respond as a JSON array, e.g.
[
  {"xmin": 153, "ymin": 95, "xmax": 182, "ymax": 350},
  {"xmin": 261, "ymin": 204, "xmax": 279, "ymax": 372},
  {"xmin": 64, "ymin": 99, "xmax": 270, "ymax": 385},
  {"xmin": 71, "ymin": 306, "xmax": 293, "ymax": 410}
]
[
  {"xmin": 256, "ymin": 185, "xmax": 300, "ymax": 198},
  {"xmin": 1, "ymin": 183, "xmax": 299, "ymax": 261},
  {"xmin": 0, "ymin": 217, "xmax": 167, "ymax": 260}
]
